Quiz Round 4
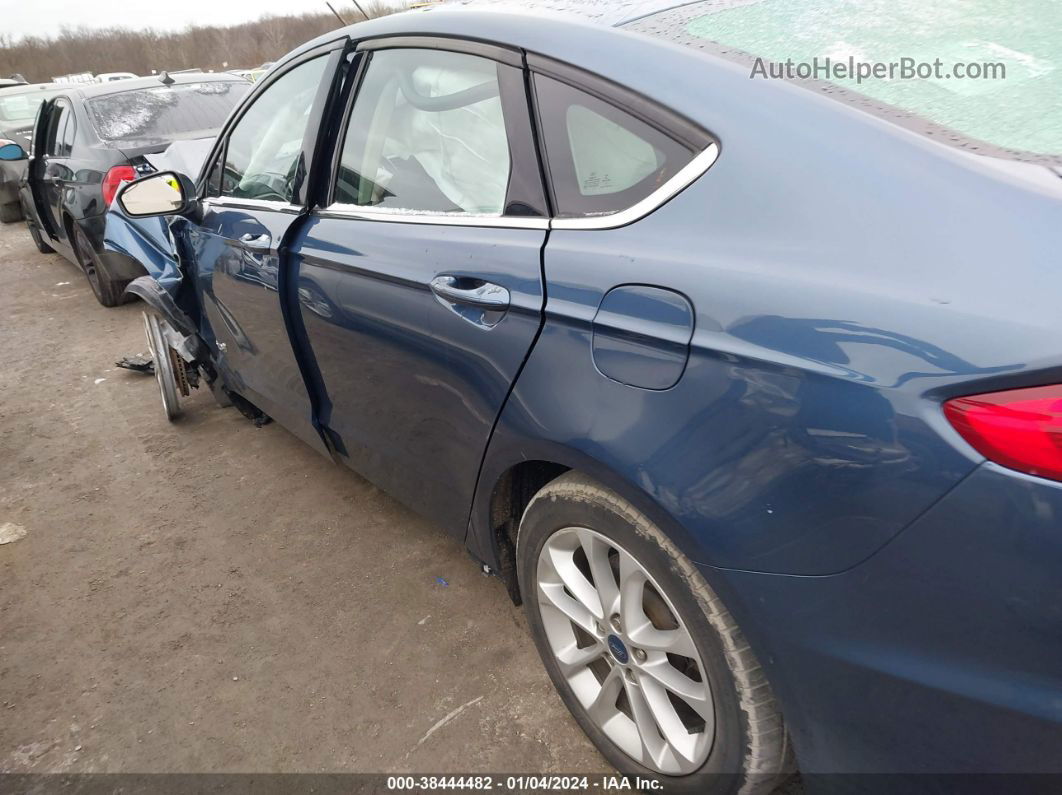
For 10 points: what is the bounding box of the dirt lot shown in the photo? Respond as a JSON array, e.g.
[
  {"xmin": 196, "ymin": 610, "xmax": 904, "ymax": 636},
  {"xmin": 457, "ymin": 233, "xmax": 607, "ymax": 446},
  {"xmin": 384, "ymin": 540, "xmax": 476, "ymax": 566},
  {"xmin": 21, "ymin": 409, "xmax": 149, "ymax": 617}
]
[{"xmin": 0, "ymin": 220, "xmax": 606, "ymax": 775}]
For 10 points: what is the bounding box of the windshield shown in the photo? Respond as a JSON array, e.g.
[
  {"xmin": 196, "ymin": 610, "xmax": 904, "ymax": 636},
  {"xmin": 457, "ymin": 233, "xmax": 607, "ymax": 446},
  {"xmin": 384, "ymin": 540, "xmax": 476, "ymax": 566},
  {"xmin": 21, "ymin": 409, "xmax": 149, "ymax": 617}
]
[
  {"xmin": 632, "ymin": 0, "xmax": 1061, "ymax": 161},
  {"xmin": 0, "ymin": 88, "xmax": 63, "ymax": 125},
  {"xmin": 86, "ymin": 81, "xmax": 250, "ymax": 145}
]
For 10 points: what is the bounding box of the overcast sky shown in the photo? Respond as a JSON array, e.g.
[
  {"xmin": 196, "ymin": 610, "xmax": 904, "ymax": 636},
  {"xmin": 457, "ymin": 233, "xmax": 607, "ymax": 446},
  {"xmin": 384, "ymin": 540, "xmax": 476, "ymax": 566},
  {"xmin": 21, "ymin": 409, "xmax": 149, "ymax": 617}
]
[{"xmin": 0, "ymin": 0, "xmax": 394, "ymax": 40}]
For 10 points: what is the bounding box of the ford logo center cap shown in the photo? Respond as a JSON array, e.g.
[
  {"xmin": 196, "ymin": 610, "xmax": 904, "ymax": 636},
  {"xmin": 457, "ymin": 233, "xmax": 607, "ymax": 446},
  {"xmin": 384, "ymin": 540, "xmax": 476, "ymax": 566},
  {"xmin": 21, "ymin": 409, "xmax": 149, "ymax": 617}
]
[{"xmin": 607, "ymin": 634, "xmax": 630, "ymax": 664}]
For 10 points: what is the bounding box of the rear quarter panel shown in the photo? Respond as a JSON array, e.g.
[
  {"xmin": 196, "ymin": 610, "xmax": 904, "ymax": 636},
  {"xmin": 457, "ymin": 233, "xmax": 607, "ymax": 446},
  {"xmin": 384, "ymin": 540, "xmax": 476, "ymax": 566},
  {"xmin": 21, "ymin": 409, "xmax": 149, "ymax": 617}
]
[{"xmin": 457, "ymin": 12, "xmax": 1062, "ymax": 575}]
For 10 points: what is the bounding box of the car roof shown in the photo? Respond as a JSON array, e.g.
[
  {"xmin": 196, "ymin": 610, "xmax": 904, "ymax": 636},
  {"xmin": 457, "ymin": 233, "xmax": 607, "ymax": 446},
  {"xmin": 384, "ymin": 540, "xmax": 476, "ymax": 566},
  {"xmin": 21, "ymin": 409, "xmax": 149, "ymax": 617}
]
[
  {"xmin": 282, "ymin": 2, "xmax": 704, "ymax": 66},
  {"xmin": 0, "ymin": 82, "xmax": 63, "ymax": 95},
  {"xmin": 314, "ymin": 1, "xmax": 1056, "ymax": 167},
  {"xmin": 621, "ymin": 0, "xmax": 1061, "ymax": 164},
  {"xmin": 67, "ymin": 72, "xmax": 245, "ymax": 101},
  {"xmin": 416, "ymin": 1, "xmax": 694, "ymax": 27},
  {"xmin": 242, "ymin": 2, "xmax": 1059, "ymax": 173}
]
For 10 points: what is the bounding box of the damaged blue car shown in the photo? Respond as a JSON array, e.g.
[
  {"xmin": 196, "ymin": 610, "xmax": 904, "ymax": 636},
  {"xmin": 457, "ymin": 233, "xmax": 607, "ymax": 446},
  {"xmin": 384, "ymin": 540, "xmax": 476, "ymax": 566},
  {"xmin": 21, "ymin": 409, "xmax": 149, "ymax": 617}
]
[{"xmin": 105, "ymin": 1, "xmax": 1062, "ymax": 791}]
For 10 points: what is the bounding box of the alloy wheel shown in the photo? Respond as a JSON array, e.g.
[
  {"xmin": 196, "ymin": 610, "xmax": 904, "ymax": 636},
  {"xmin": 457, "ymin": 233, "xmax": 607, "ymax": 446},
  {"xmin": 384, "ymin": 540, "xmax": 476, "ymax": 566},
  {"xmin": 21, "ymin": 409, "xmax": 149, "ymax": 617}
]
[{"xmin": 535, "ymin": 527, "xmax": 714, "ymax": 775}]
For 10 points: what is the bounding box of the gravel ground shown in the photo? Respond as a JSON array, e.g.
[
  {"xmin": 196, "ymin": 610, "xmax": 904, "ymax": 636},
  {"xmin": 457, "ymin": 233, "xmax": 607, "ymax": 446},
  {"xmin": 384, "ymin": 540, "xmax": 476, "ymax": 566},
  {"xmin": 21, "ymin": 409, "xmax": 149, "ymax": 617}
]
[{"xmin": 0, "ymin": 219, "xmax": 608, "ymax": 776}]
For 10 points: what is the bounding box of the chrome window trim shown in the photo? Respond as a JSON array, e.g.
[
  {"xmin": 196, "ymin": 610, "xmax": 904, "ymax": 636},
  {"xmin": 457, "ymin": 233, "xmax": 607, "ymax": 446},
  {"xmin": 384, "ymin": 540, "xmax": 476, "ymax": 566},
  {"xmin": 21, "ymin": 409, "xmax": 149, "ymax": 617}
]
[
  {"xmin": 315, "ymin": 143, "xmax": 717, "ymax": 232},
  {"xmin": 203, "ymin": 196, "xmax": 301, "ymax": 214},
  {"xmin": 550, "ymin": 142, "xmax": 719, "ymax": 231},
  {"xmin": 317, "ymin": 204, "xmax": 550, "ymax": 230}
]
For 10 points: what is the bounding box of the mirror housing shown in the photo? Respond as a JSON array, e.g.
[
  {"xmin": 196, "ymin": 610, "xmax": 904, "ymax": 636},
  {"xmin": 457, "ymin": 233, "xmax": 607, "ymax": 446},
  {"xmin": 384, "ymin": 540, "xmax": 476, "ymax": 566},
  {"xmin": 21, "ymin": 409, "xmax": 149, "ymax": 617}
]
[
  {"xmin": 116, "ymin": 171, "xmax": 197, "ymax": 217},
  {"xmin": 0, "ymin": 140, "xmax": 27, "ymax": 161}
]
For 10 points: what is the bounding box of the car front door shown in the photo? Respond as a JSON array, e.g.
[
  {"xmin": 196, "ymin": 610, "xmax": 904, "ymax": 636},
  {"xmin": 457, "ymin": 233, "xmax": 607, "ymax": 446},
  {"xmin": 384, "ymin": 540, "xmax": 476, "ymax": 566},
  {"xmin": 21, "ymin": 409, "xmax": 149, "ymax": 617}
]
[
  {"xmin": 29, "ymin": 97, "xmax": 68, "ymax": 241},
  {"xmin": 291, "ymin": 40, "xmax": 549, "ymax": 535},
  {"xmin": 190, "ymin": 41, "xmax": 349, "ymax": 455}
]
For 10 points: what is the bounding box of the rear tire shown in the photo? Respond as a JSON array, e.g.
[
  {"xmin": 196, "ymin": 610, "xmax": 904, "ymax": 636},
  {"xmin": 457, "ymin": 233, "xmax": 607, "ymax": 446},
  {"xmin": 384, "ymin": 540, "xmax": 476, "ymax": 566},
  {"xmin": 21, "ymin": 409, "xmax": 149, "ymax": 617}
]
[
  {"xmin": 0, "ymin": 200, "xmax": 21, "ymax": 223},
  {"xmin": 27, "ymin": 220, "xmax": 54, "ymax": 253},
  {"xmin": 74, "ymin": 223, "xmax": 129, "ymax": 307},
  {"xmin": 517, "ymin": 472, "xmax": 792, "ymax": 794}
]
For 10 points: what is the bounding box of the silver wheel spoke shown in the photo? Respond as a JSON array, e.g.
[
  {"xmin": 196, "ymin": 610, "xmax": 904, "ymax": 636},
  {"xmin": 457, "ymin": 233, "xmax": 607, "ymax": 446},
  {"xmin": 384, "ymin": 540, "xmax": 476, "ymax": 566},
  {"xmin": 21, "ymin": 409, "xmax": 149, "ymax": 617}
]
[
  {"xmin": 547, "ymin": 540, "xmax": 606, "ymax": 620},
  {"xmin": 639, "ymin": 656, "xmax": 712, "ymax": 718},
  {"xmin": 639, "ymin": 673, "xmax": 702, "ymax": 765},
  {"xmin": 554, "ymin": 640, "xmax": 605, "ymax": 676},
  {"xmin": 586, "ymin": 666, "xmax": 624, "ymax": 724},
  {"xmin": 630, "ymin": 625, "xmax": 698, "ymax": 658},
  {"xmin": 577, "ymin": 528, "xmax": 620, "ymax": 617},
  {"xmin": 618, "ymin": 550, "xmax": 649, "ymax": 632},
  {"xmin": 623, "ymin": 673, "xmax": 667, "ymax": 768},
  {"xmin": 539, "ymin": 580, "xmax": 598, "ymax": 636},
  {"xmin": 618, "ymin": 553, "xmax": 697, "ymax": 657}
]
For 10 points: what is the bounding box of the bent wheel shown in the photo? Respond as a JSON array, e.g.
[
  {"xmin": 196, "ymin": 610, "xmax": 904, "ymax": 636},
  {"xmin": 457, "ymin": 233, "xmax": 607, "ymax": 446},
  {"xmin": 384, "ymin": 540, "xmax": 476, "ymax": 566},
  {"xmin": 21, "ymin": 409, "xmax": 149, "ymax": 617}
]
[
  {"xmin": 517, "ymin": 472, "xmax": 791, "ymax": 794},
  {"xmin": 142, "ymin": 311, "xmax": 182, "ymax": 421}
]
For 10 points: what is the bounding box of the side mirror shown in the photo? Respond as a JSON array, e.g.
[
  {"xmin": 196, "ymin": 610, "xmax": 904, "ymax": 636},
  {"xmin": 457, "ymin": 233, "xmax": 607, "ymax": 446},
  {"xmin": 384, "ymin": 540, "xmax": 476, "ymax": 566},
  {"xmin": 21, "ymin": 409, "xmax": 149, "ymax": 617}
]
[
  {"xmin": 116, "ymin": 171, "xmax": 196, "ymax": 217},
  {"xmin": 0, "ymin": 141, "xmax": 27, "ymax": 161}
]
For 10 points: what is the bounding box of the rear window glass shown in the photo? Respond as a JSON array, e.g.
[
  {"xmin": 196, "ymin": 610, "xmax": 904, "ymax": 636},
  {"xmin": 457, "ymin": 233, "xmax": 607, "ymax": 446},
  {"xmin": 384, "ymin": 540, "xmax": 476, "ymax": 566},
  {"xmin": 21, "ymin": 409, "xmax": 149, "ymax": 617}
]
[
  {"xmin": 632, "ymin": 0, "xmax": 1061, "ymax": 161},
  {"xmin": 0, "ymin": 89, "xmax": 63, "ymax": 125},
  {"xmin": 86, "ymin": 81, "xmax": 250, "ymax": 144}
]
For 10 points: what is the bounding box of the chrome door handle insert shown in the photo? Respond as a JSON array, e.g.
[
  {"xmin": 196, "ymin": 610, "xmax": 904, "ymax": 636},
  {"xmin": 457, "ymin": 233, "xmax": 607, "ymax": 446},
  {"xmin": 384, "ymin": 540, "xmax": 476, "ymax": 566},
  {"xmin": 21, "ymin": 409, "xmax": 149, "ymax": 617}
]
[
  {"xmin": 430, "ymin": 275, "xmax": 510, "ymax": 309},
  {"xmin": 239, "ymin": 232, "xmax": 271, "ymax": 248}
]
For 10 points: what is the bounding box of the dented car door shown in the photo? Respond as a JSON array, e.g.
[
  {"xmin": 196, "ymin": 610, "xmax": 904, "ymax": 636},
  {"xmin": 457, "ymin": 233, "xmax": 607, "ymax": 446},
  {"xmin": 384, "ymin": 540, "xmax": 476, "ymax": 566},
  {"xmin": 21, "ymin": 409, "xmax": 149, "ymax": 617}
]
[
  {"xmin": 290, "ymin": 41, "xmax": 549, "ymax": 536},
  {"xmin": 187, "ymin": 45, "xmax": 348, "ymax": 455}
]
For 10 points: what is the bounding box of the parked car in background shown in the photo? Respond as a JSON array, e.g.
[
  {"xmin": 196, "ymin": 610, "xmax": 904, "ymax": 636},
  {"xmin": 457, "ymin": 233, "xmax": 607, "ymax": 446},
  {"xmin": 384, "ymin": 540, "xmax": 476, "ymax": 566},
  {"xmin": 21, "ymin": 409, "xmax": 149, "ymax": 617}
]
[
  {"xmin": 0, "ymin": 76, "xmax": 29, "ymax": 89},
  {"xmin": 7, "ymin": 72, "xmax": 250, "ymax": 305},
  {"xmin": 50, "ymin": 72, "xmax": 95, "ymax": 85},
  {"xmin": 244, "ymin": 61, "xmax": 275, "ymax": 82},
  {"xmin": 0, "ymin": 83, "xmax": 64, "ymax": 222},
  {"xmin": 109, "ymin": 1, "xmax": 1062, "ymax": 790},
  {"xmin": 95, "ymin": 72, "xmax": 138, "ymax": 83}
]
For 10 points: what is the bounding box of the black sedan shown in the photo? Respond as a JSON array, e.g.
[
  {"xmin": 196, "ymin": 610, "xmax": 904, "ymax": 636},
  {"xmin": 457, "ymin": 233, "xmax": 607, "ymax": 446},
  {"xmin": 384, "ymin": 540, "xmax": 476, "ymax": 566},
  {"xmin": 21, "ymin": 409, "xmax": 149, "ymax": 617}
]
[{"xmin": 11, "ymin": 72, "xmax": 250, "ymax": 305}]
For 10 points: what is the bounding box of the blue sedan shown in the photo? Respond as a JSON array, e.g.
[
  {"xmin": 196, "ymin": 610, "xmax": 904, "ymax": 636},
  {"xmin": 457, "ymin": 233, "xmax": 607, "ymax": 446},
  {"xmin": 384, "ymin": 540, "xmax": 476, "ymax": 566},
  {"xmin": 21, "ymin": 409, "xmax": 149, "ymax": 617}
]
[{"xmin": 104, "ymin": 1, "xmax": 1062, "ymax": 789}]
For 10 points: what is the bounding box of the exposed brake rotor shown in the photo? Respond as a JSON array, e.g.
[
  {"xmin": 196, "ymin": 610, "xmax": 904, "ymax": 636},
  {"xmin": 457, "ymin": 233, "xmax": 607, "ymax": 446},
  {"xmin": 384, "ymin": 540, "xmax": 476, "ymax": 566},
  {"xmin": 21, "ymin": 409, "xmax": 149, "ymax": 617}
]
[{"xmin": 169, "ymin": 346, "xmax": 192, "ymax": 397}]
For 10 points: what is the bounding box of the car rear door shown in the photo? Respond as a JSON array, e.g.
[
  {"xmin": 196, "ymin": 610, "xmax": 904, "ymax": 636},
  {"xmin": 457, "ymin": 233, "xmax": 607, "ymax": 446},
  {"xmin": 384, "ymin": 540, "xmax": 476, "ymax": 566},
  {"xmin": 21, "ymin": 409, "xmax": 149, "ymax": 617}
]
[
  {"xmin": 190, "ymin": 40, "xmax": 350, "ymax": 456},
  {"xmin": 290, "ymin": 39, "xmax": 549, "ymax": 535}
]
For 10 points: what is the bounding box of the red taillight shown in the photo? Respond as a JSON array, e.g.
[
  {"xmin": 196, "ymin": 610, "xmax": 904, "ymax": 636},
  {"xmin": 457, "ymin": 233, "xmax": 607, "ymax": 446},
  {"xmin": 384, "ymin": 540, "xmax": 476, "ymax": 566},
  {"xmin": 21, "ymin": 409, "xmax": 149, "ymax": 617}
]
[
  {"xmin": 102, "ymin": 165, "xmax": 137, "ymax": 207},
  {"xmin": 944, "ymin": 385, "xmax": 1062, "ymax": 482}
]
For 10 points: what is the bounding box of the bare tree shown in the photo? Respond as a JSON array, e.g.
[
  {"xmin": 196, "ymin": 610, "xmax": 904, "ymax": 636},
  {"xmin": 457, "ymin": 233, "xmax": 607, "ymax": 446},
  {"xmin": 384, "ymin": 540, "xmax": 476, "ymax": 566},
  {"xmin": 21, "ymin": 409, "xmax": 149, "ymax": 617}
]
[{"xmin": 0, "ymin": 9, "xmax": 397, "ymax": 83}]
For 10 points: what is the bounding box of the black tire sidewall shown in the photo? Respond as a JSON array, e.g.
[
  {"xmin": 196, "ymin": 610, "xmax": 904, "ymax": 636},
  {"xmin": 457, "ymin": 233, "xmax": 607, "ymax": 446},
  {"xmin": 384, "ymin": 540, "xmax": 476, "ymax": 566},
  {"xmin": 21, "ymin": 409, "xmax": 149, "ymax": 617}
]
[
  {"xmin": 74, "ymin": 224, "xmax": 124, "ymax": 307},
  {"xmin": 517, "ymin": 487, "xmax": 748, "ymax": 794},
  {"xmin": 28, "ymin": 221, "xmax": 53, "ymax": 254}
]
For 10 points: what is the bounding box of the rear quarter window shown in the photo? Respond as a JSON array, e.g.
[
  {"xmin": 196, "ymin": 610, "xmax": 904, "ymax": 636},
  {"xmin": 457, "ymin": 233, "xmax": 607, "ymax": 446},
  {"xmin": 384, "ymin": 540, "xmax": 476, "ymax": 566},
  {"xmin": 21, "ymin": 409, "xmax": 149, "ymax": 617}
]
[
  {"xmin": 86, "ymin": 81, "xmax": 250, "ymax": 145},
  {"xmin": 533, "ymin": 73, "xmax": 701, "ymax": 217}
]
